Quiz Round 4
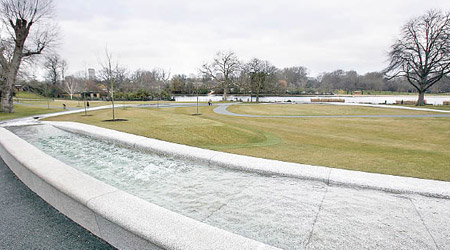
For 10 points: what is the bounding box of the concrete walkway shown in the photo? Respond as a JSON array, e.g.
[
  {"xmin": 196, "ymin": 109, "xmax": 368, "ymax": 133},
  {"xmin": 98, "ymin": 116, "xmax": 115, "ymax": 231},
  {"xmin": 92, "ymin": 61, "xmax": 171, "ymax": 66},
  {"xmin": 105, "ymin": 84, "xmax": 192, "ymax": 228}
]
[
  {"xmin": 213, "ymin": 103, "xmax": 450, "ymax": 118},
  {"xmin": 0, "ymin": 157, "xmax": 115, "ymax": 250}
]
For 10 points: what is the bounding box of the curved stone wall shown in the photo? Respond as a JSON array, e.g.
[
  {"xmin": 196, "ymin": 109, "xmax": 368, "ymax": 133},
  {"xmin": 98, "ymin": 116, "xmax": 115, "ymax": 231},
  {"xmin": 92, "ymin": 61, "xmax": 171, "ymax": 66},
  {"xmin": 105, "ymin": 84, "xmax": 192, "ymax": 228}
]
[
  {"xmin": 2, "ymin": 120, "xmax": 450, "ymax": 250},
  {"xmin": 48, "ymin": 121, "xmax": 450, "ymax": 199},
  {"xmin": 0, "ymin": 127, "xmax": 278, "ymax": 250}
]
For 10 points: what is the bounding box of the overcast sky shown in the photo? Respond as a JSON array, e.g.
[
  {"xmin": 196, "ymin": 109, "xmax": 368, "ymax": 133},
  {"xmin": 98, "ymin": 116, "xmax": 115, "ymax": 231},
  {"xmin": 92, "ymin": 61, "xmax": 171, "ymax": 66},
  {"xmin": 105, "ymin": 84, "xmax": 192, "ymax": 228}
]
[{"xmin": 53, "ymin": 0, "xmax": 450, "ymax": 77}]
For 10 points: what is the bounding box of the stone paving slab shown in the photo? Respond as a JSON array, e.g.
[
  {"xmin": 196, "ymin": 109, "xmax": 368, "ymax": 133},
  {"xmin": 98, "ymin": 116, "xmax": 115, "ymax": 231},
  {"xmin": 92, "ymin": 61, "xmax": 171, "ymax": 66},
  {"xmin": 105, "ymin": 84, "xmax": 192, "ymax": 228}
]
[
  {"xmin": 410, "ymin": 195, "xmax": 450, "ymax": 249},
  {"xmin": 202, "ymin": 175, "xmax": 327, "ymax": 250},
  {"xmin": 0, "ymin": 157, "xmax": 115, "ymax": 250},
  {"xmin": 306, "ymin": 186, "xmax": 439, "ymax": 250}
]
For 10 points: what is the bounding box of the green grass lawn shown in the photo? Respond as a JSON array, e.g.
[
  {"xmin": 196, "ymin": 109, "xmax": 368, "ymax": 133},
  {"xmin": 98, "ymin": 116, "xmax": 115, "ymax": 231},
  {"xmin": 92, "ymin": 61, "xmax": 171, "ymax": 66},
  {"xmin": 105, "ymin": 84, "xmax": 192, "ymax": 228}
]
[
  {"xmin": 14, "ymin": 91, "xmax": 46, "ymax": 99},
  {"xmin": 15, "ymin": 98, "xmax": 112, "ymax": 108},
  {"xmin": 228, "ymin": 104, "xmax": 434, "ymax": 116},
  {"xmin": 13, "ymin": 91, "xmax": 160, "ymax": 108},
  {"xmin": 0, "ymin": 97, "xmax": 170, "ymax": 121},
  {"xmin": 411, "ymin": 105, "xmax": 450, "ymax": 111},
  {"xmin": 44, "ymin": 104, "xmax": 450, "ymax": 181},
  {"xmin": 0, "ymin": 105, "xmax": 61, "ymax": 121}
]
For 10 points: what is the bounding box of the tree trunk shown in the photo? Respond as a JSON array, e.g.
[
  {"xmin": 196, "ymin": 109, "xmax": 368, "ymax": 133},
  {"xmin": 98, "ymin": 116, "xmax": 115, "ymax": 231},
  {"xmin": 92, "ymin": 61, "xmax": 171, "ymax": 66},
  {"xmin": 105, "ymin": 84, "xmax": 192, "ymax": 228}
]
[
  {"xmin": 417, "ymin": 91, "xmax": 425, "ymax": 106},
  {"xmin": 111, "ymin": 82, "xmax": 115, "ymax": 120},
  {"xmin": 222, "ymin": 87, "xmax": 227, "ymax": 101},
  {"xmin": 1, "ymin": 72, "xmax": 16, "ymax": 113},
  {"xmin": 112, "ymin": 99, "xmax": 115, "ymax": 120},
  {"xmin": 0, "ymin": 84, "xmax": 14, "ymax": 113},
  {"xmin": 1, "ymin": 34, "xmax": 26, "ymax": 113},
  {"xmin": 256, "ymin": 88, "xmax": 260, "ymax": 102}
]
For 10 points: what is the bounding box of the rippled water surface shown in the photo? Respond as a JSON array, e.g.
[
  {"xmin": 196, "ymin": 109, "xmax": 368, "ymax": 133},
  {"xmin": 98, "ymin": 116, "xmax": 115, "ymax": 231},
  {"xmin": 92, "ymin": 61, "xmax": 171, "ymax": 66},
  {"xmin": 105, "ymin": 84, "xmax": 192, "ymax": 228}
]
[{"xmin": 9, "ymin": 125, "xmax": 327, "ymax": 249}]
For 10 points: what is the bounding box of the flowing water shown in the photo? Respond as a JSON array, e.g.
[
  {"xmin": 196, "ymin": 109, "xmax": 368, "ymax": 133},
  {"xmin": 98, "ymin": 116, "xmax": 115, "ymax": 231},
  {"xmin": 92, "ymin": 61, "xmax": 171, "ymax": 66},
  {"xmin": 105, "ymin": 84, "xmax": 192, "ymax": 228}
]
[{"xmin": 9, "ymin": 124, "xmax": 327, "ymax": 249}]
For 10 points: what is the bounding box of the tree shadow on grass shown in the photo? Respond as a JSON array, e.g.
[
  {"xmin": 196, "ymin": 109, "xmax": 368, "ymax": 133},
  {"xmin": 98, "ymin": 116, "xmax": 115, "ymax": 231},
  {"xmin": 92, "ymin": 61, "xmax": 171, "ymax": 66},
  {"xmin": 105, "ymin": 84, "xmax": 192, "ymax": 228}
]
[{"xmin": 102, "ymin": 119, "xmax": 128, "ymax": 122}]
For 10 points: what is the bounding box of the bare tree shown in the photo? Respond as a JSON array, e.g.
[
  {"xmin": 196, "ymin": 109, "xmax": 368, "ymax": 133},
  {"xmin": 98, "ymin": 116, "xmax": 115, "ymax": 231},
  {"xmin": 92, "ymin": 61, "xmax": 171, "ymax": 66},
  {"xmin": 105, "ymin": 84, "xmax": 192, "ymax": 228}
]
[
  {"xmin": 281, "ymin": 66, "xmax": 309, "ymax": 91},
  {"xmin": 130, "ymin": 69, "xmax": 155, "ymax": 92},
  {"xmin": 44, "ymin": 53, "xmax": 61, "ymax": 85},
  {"xmin": 154, "ymin": 68, "xmax": 171, "ymax": 85},
  {"xmin": 246, "ymin": 58, "xmax": 277, "ymax": 102},
  {"xmin": 385, "ymin": 10, "xmax": 450, "ymax": 105},
  {"xmin": 58, "ymin": 59, "xmax": 78, "ymax": 100},
  {"xmin": 153, "ymin": 67, "xmax": 170, "ymax": 106},
  {"xmin": 99, "ymin": 47, "xmax": 122, "ymax": 120},
  {"xmin": 71, "ymin": 69, "xmax": 88, "ymax": 112},
  {"xmin": 0, "ymin": 0, "xmax": 57, "ymax": 113},
  {"xmin": 60, "ymin": 58, "xmax": 67, "ymax": 83},
  {"xmin": 63, "ymin": 75, "xmax": 78, "ymax": 100},
  {"xmin": 200, "ymin": 51, "xmax": 240, "ymax": 101}
]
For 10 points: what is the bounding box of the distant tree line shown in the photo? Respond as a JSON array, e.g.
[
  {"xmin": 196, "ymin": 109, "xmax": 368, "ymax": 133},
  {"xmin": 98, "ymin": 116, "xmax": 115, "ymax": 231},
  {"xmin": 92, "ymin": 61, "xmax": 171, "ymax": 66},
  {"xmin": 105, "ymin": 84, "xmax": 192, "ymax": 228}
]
[
  {"xmin": 17, "ymin": 50, "xmax": 449, "ymax": 102},
  {"xmin": 2, "ymin": 3, "xmax": 449, "ymax": 112}
]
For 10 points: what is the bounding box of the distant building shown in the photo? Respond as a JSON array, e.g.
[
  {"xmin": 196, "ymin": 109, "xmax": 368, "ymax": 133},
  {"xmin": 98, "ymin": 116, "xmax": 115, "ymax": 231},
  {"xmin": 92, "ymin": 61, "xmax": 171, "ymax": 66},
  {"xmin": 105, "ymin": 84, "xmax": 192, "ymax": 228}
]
[{"xmin": 88, "ymin": 68, "xmax": 96, "ymax": 80}]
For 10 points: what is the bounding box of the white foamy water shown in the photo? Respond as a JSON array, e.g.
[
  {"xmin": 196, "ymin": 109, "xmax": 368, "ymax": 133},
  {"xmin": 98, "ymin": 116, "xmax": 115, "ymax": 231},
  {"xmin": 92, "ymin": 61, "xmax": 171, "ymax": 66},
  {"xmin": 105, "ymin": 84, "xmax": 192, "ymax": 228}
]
[{"xmin": 9, "ymin": 124, "xmax": 327, "ymax": 250}]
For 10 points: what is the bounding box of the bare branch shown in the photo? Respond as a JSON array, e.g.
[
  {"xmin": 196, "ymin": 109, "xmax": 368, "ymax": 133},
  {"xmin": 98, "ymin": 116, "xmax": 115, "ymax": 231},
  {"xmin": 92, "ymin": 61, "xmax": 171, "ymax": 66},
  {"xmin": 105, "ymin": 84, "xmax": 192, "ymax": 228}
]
[
  {"xmin": 198, "ymin": 50, "xmax": 241, "ymax": 100},
  {"xmin": 384, "ymin": 10, "xmax": 450, "ymax": 105},
  {"xmin": 0, "ymin": 0, "xmax": 56, "ymax": 113}
]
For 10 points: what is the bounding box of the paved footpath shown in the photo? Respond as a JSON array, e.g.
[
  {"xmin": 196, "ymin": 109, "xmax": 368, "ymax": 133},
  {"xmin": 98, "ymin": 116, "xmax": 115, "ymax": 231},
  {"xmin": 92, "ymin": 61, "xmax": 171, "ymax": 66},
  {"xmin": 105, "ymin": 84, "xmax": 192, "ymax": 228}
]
[
  {"xmin": 213, "ymin": 103, "xmax": 450, "ymax": 118},
  {"xmin": 0, "ymin": 158, "xmax": 115, "ymax": 250}
]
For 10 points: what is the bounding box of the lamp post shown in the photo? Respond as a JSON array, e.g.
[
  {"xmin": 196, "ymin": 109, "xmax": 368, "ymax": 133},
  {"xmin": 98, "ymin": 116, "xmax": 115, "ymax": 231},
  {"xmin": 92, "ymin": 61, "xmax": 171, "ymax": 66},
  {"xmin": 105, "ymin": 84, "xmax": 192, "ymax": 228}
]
[
  {"xmin": 194, "ymin": 81, "xmax": 201, "ymax": 115},
  {"xmin": 83, "ymin": 70, "xmax": 87, "ymax": 116},
  {"xmin": 157, "ymin": 84, "xmax": 160, "ymax": 109}
]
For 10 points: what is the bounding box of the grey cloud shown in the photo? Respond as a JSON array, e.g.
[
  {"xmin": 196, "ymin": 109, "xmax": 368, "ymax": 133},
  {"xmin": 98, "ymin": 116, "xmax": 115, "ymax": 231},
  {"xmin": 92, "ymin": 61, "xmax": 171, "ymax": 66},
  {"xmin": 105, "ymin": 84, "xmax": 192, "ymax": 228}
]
[{"xmin": 53, "ymin": 0, "xmax": 450, "ymax": 77}]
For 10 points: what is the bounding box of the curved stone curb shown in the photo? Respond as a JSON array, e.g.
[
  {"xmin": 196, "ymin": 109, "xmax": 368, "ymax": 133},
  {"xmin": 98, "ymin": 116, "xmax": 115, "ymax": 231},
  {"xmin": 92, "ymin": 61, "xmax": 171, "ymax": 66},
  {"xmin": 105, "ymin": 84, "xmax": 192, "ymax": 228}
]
[
  {"xmin": 0, "ymin": 127, "xmax": 279, "ymax": 250},
  {"xmin": 213, "ymin": 103, "xmax": 450, "ymax": 118},
  {"xmin": 47, "ymin": 121, "xmax": 450, "ymax": 199}
]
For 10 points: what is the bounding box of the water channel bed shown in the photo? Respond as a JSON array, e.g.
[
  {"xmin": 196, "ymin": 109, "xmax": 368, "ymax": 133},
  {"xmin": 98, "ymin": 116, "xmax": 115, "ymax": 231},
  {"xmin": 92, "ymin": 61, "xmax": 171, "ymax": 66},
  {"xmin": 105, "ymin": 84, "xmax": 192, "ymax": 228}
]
[{"xmin": 8, "ymin": 124, "xmax": 328, "ymax": 249}]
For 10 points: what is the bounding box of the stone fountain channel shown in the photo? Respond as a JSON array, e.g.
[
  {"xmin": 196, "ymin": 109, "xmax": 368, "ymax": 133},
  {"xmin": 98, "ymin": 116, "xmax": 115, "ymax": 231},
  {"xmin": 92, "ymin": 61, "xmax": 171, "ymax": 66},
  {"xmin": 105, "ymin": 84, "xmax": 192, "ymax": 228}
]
[
  {"xmin": 8, "ymin": 123, "xmax": 322, "ymax": 249},
  {"xmin": 1, "ymin": 120, "xmax": 450, "ymax": 250}
]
